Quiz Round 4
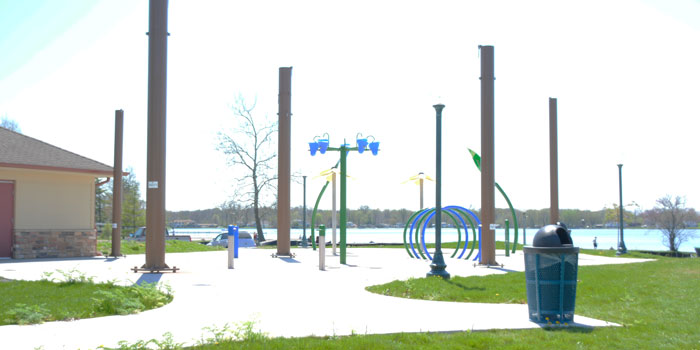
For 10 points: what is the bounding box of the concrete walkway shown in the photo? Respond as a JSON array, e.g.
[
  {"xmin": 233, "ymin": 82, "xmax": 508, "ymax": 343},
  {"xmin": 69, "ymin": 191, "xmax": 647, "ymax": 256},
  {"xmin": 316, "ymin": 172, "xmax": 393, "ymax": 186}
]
[{"xmin": 0, "ymin": 248, "xmax": 652, "ymax": 350}]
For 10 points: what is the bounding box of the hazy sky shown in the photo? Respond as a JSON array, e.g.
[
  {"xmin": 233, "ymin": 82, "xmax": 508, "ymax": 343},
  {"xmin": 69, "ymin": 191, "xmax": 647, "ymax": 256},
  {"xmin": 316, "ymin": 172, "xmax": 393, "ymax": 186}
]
[{"xmin": 1, "ymin": 0, "xmax": 699, "ymax": 213}]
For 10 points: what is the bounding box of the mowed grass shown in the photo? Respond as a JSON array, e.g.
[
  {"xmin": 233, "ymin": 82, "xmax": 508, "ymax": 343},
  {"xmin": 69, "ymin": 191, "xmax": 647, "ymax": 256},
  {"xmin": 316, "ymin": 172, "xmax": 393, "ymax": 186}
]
[
  {"xmin": 180, "ymin": 254, "xmax": 700, "ymax": 350},
  {"xmin": 98, "ymin": 239, "xmax": 224, "ymax": 256},
  {"xmin": 0, "ymin": 277, "xmax": 172, "ymax": 326},
  {"xmin": 364, "ymin": 254, "xmax": 700, "ymax": 349}
]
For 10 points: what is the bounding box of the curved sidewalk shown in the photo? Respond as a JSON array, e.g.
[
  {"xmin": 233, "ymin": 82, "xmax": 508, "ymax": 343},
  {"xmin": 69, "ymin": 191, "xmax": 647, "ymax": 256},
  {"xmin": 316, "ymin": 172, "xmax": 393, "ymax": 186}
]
[{"xmin": 0, "ymin": 248, "xmax": 651, "ymax": 350}]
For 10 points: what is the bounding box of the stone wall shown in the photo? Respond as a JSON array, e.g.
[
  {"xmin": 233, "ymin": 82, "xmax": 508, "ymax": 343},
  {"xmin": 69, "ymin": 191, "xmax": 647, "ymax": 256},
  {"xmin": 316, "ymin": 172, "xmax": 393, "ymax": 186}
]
[{"xmin": 12, "ymin": 230, "xmax": 96, "ymax": 259}]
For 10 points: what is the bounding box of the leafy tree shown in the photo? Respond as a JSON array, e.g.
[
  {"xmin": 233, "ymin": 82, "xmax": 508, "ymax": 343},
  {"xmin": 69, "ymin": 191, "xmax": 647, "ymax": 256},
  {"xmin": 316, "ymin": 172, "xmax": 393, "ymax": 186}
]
[
  {"xmin": 644, "ymin": 195, "xmax": 697, "ymax": 252},
  {"xmin": 217, "ymin": 96, "xmax": 277, "ymax": 244},
  {"xmin": 95, "ymin": 178, "xmax": 112, "ymax": 237},
  {"xmin": 603, "ymin": 203, "xmax": 640, "ymax": 227},
  {"xmin": 122, "ymin": 168, "xmax": 145, "ymax": 236},
  {"xmin": 0, "ymin": 116, "xmax": 21, "ymax": 133}
]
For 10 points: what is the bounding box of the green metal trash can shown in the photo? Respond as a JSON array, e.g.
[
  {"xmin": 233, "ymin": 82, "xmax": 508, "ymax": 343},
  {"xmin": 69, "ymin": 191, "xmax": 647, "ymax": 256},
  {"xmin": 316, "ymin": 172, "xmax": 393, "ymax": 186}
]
[{"xmin": 524, "ymin": 223, "xmax": 579, "ymax": 324}]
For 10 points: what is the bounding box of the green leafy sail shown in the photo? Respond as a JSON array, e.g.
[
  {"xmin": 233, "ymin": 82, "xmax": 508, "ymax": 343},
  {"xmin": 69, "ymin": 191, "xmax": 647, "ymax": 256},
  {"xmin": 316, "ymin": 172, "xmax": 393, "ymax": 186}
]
[{"xmin": 467, "ymin": 148, "xmax": 519, "ymax": 253}]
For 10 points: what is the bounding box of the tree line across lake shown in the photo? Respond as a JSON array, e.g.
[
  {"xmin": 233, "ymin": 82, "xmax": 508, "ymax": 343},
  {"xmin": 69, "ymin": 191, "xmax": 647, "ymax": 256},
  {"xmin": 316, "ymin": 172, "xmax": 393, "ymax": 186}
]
[
  {"xmin": 94, "ymin": 169, "xmax": 697, "ymax": 252},
  {"xmin": 163, "ymin": 203, "xmax": 698, "ymax": 231},
  {"xmin": 96, "ymin": 174, "xmax": 699, "ymax": 233}
]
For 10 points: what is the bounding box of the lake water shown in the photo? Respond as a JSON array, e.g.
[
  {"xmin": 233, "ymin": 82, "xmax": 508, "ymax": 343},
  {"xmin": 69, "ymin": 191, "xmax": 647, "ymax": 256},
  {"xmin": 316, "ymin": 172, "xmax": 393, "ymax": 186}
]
[{"xmin": 174, "ymin": 227, "xmax": 700, "ymax": 252}]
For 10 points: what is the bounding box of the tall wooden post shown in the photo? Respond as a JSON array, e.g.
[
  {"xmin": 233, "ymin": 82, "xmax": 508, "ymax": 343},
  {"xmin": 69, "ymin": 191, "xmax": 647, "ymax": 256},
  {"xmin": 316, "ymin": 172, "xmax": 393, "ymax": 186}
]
[
  {"xmin": 111, "ymin": 109, "xmax": 123, "ymax": 257},
  {"xmin": 549, "ymin": 97, "xmax": 559, "ymax": 224},
  {"xmin": 479, "ymin": 45, "xmax": 497, "ymax": 266},
  {"xmin": 277, "ymin": 67, "xmax": 292, "ymax": 256},
  {"xmin": 145, "ymin": 0, "xmax": 169, "ymax": 269}
]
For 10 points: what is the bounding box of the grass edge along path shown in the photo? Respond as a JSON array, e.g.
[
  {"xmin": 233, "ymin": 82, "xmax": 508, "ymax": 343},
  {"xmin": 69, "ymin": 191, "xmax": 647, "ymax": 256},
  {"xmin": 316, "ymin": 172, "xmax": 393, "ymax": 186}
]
[
  {"xmin": 0, "ymin": 269, "xmax": 173, "ymax": 326},
  {"xmin": 363, "ymin": 254, "xmax": 699, "ymax": 350},
  {"xmin": 171, "ymin": 253, "xmax": 697, "ymax": 349},
  {"xmin": 97, "ymin": 240, "xmax": 224, "ymax": 256}
]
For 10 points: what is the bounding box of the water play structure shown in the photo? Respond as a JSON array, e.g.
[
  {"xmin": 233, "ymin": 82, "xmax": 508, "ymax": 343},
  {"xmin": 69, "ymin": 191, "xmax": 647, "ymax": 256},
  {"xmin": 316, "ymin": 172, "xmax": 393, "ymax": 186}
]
[
  {"xmin": 468, "ymin": 148, "xmax": 520, "ymax": 256},
  {"xmin": 402, "ymin": 172, "xmax": 434, "ymax": 210},
  {"xmin": 310, "ymin": 160, "xmax": 340, "ymax": 252},
  {"xmin": 403, "ymin": 206, "xmax": 482, "ymax": 261},
  {"xmin": 308, "ymin": 133, "xmax": 380, "ymax": 264}
]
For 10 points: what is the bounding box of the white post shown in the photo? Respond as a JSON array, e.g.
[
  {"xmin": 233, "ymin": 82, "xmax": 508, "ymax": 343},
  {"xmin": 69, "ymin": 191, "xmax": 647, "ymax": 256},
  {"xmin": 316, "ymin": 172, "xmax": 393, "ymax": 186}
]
[
  {"xmin": 419, "ymin": 177, "xmax": 424, "ymax": 210},
  {"xmin": 332, "ymin": 173, "xmax": 337, "ymax": 255},
  {"xmin": 319, "ymin": 225, "xmax": 326, "ymax": 270},
  {"xmin": 228, "ymin": 233, "xmax": 234, "ymax": 269}
]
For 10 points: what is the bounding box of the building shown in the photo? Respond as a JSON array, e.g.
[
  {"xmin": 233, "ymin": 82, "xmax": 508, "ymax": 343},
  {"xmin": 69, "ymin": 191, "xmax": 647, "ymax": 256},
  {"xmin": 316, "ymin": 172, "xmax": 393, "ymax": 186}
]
[{"xmin": 0, "ymin": 127, "xmax": 113, "ymax": 259}]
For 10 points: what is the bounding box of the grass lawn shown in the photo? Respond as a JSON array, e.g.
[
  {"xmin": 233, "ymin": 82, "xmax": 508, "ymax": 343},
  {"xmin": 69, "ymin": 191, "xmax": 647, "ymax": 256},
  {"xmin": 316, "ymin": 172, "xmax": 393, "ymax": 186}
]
[
  {"xmin": 171, "ymin": 252, "xmax": 700, "ymax": 350},
  {"xmin": 97, "ymin": 239, "xmax": 225, "ymax": 256},
  {"xmin": 0, "ymin": 273, "xmax": 172, "ymax": 325}
]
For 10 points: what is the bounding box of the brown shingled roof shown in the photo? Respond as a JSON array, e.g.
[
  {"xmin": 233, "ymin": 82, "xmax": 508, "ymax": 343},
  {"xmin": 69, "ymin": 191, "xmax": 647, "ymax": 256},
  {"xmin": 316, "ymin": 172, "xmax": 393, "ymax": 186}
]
[{"xmin": 0, "ymin": 127, "xmax": 113, "ymax": 175}]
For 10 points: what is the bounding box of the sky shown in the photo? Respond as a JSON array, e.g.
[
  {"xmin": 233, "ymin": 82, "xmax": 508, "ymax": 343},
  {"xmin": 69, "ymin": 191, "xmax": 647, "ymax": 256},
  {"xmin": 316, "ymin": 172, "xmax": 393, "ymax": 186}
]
[{"xmin": 1, "ymin": 0, "xmax": 699, "ymax": 213}]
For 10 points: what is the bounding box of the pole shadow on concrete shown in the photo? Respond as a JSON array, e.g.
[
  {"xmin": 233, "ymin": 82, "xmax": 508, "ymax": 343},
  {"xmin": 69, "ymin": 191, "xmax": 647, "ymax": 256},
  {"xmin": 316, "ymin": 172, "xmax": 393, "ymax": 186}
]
[{"xmin": 135, "ymin": 273, "xmax": 163, "ymax": 286}]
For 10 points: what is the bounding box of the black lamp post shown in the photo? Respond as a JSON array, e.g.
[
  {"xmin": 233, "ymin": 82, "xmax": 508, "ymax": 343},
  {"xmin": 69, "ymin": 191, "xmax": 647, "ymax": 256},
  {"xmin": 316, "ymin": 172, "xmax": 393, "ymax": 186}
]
[
  {"xmin": 616, "ymin": 164, "xmax": 627, "ymax": 255},
  {"xmin": 427, "ymin": 104, "xmax": 449, "ymax": 279},
  {"xmin": 302, "ymin": 175, "xmax": 308, "ymax": 248}
]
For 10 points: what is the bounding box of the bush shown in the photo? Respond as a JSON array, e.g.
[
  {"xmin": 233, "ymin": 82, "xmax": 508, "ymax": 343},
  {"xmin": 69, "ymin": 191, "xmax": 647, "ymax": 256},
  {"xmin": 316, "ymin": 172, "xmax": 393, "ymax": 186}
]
[
  {"xmin": 4, "ymin": 303, "xmax": 50, "ymax": 324},
  {"xmin": 93, "ymin": 282, "xmax": 172, "ymax": 315}
]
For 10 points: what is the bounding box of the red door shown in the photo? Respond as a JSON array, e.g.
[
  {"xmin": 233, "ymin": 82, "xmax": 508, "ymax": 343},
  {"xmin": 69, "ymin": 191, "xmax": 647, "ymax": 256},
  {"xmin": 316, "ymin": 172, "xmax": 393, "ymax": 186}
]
[{"xmin": 0, "ymin": 181, "xmax": 14, "ymax": 257}]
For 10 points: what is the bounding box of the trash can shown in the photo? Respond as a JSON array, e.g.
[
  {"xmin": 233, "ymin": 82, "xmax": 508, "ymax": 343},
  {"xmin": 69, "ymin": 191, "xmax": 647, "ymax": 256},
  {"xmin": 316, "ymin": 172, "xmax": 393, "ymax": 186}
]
[{"xmin": 523, "ymin": 223, "xmax": 579, "ymax": 324}]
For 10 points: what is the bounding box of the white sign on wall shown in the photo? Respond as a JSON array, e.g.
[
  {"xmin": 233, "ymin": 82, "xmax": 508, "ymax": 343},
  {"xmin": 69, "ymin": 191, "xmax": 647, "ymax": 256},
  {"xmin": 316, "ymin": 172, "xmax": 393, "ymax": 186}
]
[{"xmin": 148, "ymin": 181, "xmax": 159, "ymax": 189}]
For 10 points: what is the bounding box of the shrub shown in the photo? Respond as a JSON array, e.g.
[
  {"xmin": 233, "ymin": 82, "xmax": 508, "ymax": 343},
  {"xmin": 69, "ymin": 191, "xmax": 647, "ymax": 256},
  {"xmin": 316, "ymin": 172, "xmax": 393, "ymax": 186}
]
[{"xmin": 4, "ymin": 303, "xmax": 50, "ymax": 325}]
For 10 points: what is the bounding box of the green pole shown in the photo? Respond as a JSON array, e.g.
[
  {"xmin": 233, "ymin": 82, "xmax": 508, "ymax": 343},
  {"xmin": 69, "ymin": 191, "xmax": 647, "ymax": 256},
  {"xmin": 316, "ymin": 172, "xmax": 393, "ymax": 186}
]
[
  {"xmin": 427, "ymin": 104, "xmax": 449, "ymax": 279},
  {"xmin": 495, "ymin": 183, "xmax": 519, "ymax": 253},
  {"xmin": 617, "ymin": 164, "xmax": 627, "ymax": 255},
  {"xmin": 469, "ymin": 149, "xmax": 520, "ymax": 253},
  {"xmin": 310, "ymin": 181, "xmax": 330, "ymax": 251},
  {"xmin": 340, "ymin": 144, "xmax": 348, "ymax": 264},
  {"xmin": 505, "ymin": 218, "xmax": 510, "ymax": 257}
]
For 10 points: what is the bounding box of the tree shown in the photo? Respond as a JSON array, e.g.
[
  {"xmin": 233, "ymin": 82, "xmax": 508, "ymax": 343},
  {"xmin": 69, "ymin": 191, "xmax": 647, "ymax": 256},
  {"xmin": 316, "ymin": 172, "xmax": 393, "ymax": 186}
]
[
  {"xmin": 603, "ymin": 203, "xmax": 640, "ymax": 227},
  {"xmin": 1, "ymin": 116, "xmax": 21, "ymax": 133},
  {"xmin": 217, "ymin": 96, "xmax": 277, "ymax": 244},
  {"xmin": 95, "ymin": 178, "xmax": 112, "ymax": 235},
  {"xmin": 122, "ymin": 168, "xmax": 146, "ymax": 236},
  {"xmin": 645, "ymin": 195, "xmax": 697, "ymax": 252}
]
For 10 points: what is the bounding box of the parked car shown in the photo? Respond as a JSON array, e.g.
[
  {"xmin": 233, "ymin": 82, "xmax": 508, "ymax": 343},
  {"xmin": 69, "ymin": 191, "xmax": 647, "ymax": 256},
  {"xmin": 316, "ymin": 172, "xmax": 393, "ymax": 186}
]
[
  {"xmin": 207, "ymin": 231, "xmax": 256, "ymax": 248},
  {"xmin": 127, "ymin": 227, "xmax": 191, "ymax": 242}
]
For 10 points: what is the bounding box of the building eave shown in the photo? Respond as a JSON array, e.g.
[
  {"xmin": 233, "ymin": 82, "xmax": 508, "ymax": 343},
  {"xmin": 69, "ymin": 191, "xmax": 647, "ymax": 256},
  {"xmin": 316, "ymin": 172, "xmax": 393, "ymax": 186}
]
[{"xmin": 0, "ymin": 162, "xmax": 114, "ymax": 177}]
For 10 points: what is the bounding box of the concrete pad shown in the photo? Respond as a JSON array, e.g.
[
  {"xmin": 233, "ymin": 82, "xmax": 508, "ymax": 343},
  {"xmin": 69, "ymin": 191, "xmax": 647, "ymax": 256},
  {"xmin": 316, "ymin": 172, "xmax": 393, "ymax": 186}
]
[{"xmin": 0, "ymin": 248, "xmax": 650, "ymax": 350}]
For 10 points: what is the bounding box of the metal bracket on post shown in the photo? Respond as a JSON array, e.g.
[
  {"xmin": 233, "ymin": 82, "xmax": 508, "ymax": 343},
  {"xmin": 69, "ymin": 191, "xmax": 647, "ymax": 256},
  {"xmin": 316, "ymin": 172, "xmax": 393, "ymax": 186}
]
[
  {"xmin": 132, "ymin": 265, "xmax": 179, "ymax": 273},
  {"xmin": 271, "ymin": 252, "xmax": 296, "ymax": 258}
]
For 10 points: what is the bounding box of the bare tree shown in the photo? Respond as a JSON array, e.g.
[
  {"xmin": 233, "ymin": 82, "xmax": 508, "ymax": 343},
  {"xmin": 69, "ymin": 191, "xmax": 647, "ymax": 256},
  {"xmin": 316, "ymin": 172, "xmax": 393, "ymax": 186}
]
[
  {"xmin": 0, "ymin": 116, "xmax": 21, "ymax": 133},
  {"xmin": 217, "ymin": 96, "xmax": 277, "ymax": 244},
  {"xmin": 645, "ymin": 195, "xmax": 697, "ymax": 252}
]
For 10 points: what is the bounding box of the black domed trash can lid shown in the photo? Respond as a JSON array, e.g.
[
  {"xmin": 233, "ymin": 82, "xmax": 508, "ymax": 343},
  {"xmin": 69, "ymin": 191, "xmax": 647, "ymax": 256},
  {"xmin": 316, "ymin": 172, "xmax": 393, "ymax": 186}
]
[{"xmin": 532, "ymin": 223, "xmax": 573, "ymax": 248}]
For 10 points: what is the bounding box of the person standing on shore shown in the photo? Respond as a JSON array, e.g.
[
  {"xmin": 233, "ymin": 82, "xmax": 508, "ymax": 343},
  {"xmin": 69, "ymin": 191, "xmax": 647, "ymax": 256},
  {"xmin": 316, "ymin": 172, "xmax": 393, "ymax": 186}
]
[{"xmin": 593, "ymin": 236, "xmax": 598, "ymax": 249}]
